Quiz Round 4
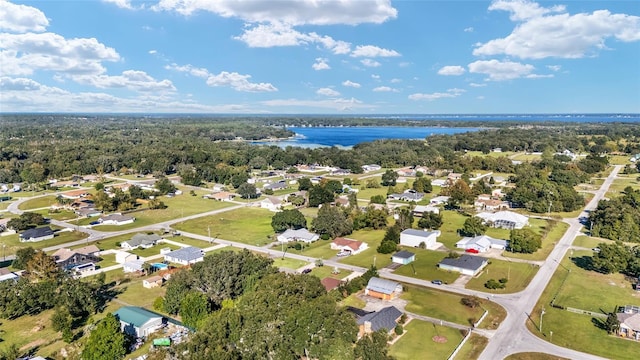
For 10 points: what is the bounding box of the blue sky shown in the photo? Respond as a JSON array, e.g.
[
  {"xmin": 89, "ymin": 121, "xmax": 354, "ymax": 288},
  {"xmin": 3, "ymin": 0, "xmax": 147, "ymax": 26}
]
[{"xmin": 0, "ymin": 0, "xmax": 638, "ymax": 114}]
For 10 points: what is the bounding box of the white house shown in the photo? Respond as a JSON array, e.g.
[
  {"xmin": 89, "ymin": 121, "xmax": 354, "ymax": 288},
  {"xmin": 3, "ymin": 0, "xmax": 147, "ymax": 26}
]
[
  {"xmin": 387, "ymin": 189, "xmax": 425, "ymax": 202},
  {"xmin": 362, "ymin": 164, "xmax": 381, "ymax": 173},
  {"xmin": 400, "ymin": 229, "xmax": 441, "ymax": 249},
  {"xmin": 277, "ymin": 228, "xmax": 319, "ymax": 243},
  {"xmin": 116, "ymin": 251, "xmax": 139, "ymax": 264},
  {"xmin": 456, "ymin": 235, "xmax": 508, "ymax": 253},
  {"xmin": 476, "ymin": 211, "xmax": 529, "ymax": 230},
  {"xmin": 331, "ymin": 237, "xmax": 368, "ymax": 255},
  {"xmin": 412, "ymin": 205, "xmax": 440, "ymax": 217},
  {"xmin": 98, "ymin": 214, "xmax": 135, "ymax": 226},
  {"xmin": 261, "ymin": 196, "xmax": 285, "ymax": 212},
  {"xmin": 121, "ymin": 233, "xmax": 161, "ymax": 250},
  {"xmin": 438, "ymin": 255, "xmax": 488, "ymax": 276},
  {"xmin": 392, "ymin": 250, "xmax": 416, "ymax": 265},
  {"xmin": 123, "ymin": 259, "xmax": 145, "ymax": 273},
  {"xmin": 164, "ymin": 246, "xmax": 204, "ymax": 265},
  {"xmin": 429, "ymin": 196, "xmax": 450, "ymax": 205}
]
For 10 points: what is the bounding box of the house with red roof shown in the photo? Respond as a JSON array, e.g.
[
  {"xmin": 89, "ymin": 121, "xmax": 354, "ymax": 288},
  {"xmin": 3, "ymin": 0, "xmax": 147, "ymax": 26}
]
[{"xmin": 330, "ymin": 237, "xmax": 368, "ymax": 255}]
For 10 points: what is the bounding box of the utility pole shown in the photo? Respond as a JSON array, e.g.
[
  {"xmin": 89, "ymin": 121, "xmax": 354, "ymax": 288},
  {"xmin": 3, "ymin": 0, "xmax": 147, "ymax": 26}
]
[{"xmin": 540, "ymin": 307, "xmax": 546, "ymax": 332}]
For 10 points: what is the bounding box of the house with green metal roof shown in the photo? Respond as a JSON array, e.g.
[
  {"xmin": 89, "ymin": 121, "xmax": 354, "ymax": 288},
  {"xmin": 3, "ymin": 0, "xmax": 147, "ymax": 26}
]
[{"xmin": 114, "ymin": 306, "xmax": 166, "ymax": 338}]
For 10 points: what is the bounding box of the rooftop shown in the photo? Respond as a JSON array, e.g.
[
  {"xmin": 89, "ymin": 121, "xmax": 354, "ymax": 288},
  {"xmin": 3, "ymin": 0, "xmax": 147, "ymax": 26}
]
[
  {"xmin": 356, "ymin": 306, "xmax": 403, "ymax": 332},
  {"xmin": 439, "ymin": 254, "xmax": 488, "ymax": 271},
  {"xmin": 366, "ymin": 277, "xmax": 401, "ymax": 295},
  {"xmin": 114, "ymin": 306, "xmax": 164, "ymax": 328},
  {"xmin": 393, "ymin": 250, "xmax": 415, "ymax": 259},
  {"xmin": 165, "ymin": 246, "xmax": 204, "ymax": 262}
]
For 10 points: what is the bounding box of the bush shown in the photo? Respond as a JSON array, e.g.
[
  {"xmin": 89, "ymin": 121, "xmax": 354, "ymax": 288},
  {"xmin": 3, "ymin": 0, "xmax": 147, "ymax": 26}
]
[
  {"xmin": 153, "ymin": 297, "xmax": 164, "ymax": 311},
  {"xmin": 498, "ymin": 277, "xmax": 508, "ymax": 284},
  {"xmin": 263, "ymin": 188, "xmax": 274, "ymax": 195},
  {"xmin": 320, "ymin": 233, "xmax": 330, "ymax": 241},
  {"xmin": 377, "ymin": 239, "xmax": 397, "ymax": 254},
  {"xmin": 461, "ymin": 296, "xmax": 481, "ymax": 308},
  {"xmin": 399, "ymin": 313, "xmax": 407, "ymax": 324},
  {"xmin": 294, "ymin": 243, "xmax": 303, "ymax": 251},
  {"xmin": 394, "ymin": 325, "xmax": 404, "ymax": 335},
  {"xmin": 484, "ymin": 278, "xmax": 506, "ymax": 289}
]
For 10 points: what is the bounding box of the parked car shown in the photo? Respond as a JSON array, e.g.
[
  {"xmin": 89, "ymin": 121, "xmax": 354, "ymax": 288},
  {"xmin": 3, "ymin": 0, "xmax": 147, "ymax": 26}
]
[
  {"xmin": 301, "ymin": 268, "xmax": 312, "ymax": 274},
  {"xmin": 431, "ymin": 280, "xmax": 443, "ymax": 285},
  {"xmin": 336, "ymin": 251, "xmax": 350, "ymax": 257}
]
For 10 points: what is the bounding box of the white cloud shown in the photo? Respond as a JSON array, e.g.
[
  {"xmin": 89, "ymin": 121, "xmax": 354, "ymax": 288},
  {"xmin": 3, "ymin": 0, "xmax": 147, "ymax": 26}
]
[
  {"xmin": 153, "ymin": 0, "xmax": 397, "ymax": 26},
  {"xmin": 148, "ymin": 49, "xmax": 157, "ymax": 54},
  {"xmin": 469, "ymin": 82, "xmax": 487, "ymax": 87},
  {"xmin": 165, "ymin": 63, "xmax": 210, "ymax": 78},
  {"xmin": 312, "ymin": 57, "xmax": 330, "ymax": 70},
  {"xmin": 371, "ymin": 74, "xmax": 380, "ymax": 79},
  {"xmin": 0, "ymin": 76, "xmax": 42, "ymax": 91},
  {"xmin": 73, "ymin": 70, "xmax": 176, "ymax": 92},
  {"xmin": 351, "ymin": 45, "xmax": 400, "ymax": 57},
  {"xmin": 438, "ymin": 65, "xmax": 466, "ymax": 76},
  {"xmin": 342, "ymin": 80, "xmax": 361, "ymax": 88},
  {"xmin": 477, "ymin": 96, "xmax": 485, "ymax": 100},
  {"xmin": 390, "ymin": 78, "xmax": 402, "ymax": 83},
  {"xmin": 373, "ymin": 86, "xmax": 398, "ymax": 92},
  {"xmin": 468, "ymin": 59, "xmax": 535, "ymax": 81},
  {"xmin": 316, "ymin": 87, "xmax": 340, "ymax": 96},
  {"xmin": 408, "ymin": 88, "xmax": 466, "ymax": 101},
  {"xmin": 103, "ymin": 0, "xmax": 134, "ymax": 10},
  {"xmin": 361, "ymin": 59, "xmax": 381, "ymax": 67},
  {"xmin": 547, "ymin": 65, "xmax": 561, "ymax": 71},
  {"xmin": 234, "ymin": 22, "xmax": 351, "ymax": 54},
  {"xmin": 464, "ymin": 27, "xmax": 474, "ymax": 33},
  {"xmin": 526, "ymin": 73, "xmax": 554, "ymax": 79},
  {"xmin": 474, "ymin": 2, "xmax": 640, "ymax": 59},
  {"xmin": 261, "ymin": 97, "xmax": 369, "ymax": 111},
  {"xmin": 0, "ymin": 0, "xmax": 49, "ymax": 33},
  {"xmin": 206, "ymin": 71, "xmax": 278, "ymax": 92}
]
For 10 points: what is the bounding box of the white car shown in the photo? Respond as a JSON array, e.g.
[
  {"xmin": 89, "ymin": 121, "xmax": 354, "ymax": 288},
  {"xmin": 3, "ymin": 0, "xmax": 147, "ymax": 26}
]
[{"xmin": 336, "ymin": 251, "xmax": 350, "ymax": 257}]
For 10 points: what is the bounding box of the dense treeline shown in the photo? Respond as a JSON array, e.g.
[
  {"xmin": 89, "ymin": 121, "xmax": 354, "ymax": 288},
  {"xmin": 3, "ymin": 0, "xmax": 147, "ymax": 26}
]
[{"xmin": 589, "ymin": 187, "xmax": 640, "ymax": 242}]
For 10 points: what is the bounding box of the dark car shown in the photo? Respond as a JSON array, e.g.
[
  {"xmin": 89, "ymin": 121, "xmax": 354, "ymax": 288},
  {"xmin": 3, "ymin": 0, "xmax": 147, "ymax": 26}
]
[
  {"xmin": 301, "ymin": 268, "xmax": 312, "ymax": 274},
  {"xmin": 431, "ymin": 280, "xmax": 443, "ymax": 285}
]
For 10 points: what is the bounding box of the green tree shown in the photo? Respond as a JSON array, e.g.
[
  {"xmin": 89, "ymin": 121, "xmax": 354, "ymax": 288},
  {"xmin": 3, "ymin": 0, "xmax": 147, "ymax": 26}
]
[
  {"xmin": 155, "ymin": 176, "xmax": 176, "ymax": 195},
  {"xmin": 395, "ymin": 207, "xmax": 413, "ymax": 231},
  {"xmin": 312, "ymin": 205, "xmax": 353, "ymax": 238},
  {"xmin": 180, "ymin": 292, "xmax": 210, "ymax": 330},
  {"xmin": 297, "ymin": 177, "xmax": 312, "ymax": 191},
  {"xmin": 383, "ymin": 225, "xmax": 401, "ymax": 244},
  {"xmin": 11, "ymin": 247, "xmax": 36, "ymax": 270},
  {"xmin": 271, "ymin": 209, "xmax": 307, "ymax": 232},
  {"xmin": 412, "ymin": 177, "xmax": 432, "ymax": 193},
  {"xmin": 377, "ymin": 240, "xmax": 397, "ymax": 254},
  {"xmin": 308, "ymin": 185, "xmax": 335, "ymax": 207},
  {"xmin": 370, "ymin": 194, "xmax": 387, "ymax": 204},
  {"xmin": 287, "ymin": 194, "xmax": 306, "ymax": 207},
  {"xmin": 51, "ymin": 306, "xmax": 74, "ymax": 342},
  {"xmin": 237, "ymin": 183, "xmax": 257, "ymax": 199},
  {"xmin": 26, "ymin": 250, "xmax": 61, "ymax": 283},
  {"xmin": 83, "ymin": 313, "xmax": 127, "ymax": 360},
  {"xmin": 324, "ymin": 179, "xmax": 343, "ymax": 193},
  {"xmin": 508, "ymin": 229, "xmax": 542, "ymax": 254},
  {"xmin": 605, "ymin": 312, "xmax": 621, "ymax": 334},
  {"xmin": 417, "ymin": 212, "xmax": 443, "ymax": 230},
  {"xmin": 354, "ymin": 330, "xmax": 394, "ymax": 360},
  {"xmin": 460, "ymin": 217, "xmax": 487, "ymax": 237},
  {"xmin": 163, "ymin": 270, "xmax": 195, "ymax": 314},
  {"xmin": 381, "ymin": 170, "xmax": 398, "ymax": 186}
]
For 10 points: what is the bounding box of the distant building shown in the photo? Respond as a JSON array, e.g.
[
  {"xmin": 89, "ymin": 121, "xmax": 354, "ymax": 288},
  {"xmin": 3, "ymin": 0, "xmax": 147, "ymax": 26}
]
[
  {"xmin": 456, "ymin": 235, "xmax": 508, "ymax": 253},
  {"xmin": 387, "ymin": 190, "xmax": 425, "ymax": 202},
  {"xmin": 412, "ymin": 205, "xmax": 440, "ymax": 217},
  {"xmin": 476, "ymin": 211, "xmax": 529, "ymax": 230},
  {"xmin": 98, "ymin": 214, "xmax": 135, "ymax": 226},
  {"xmin": 164, "ymin": 246, "xmax": 204, "ymax": 265},
  {"xmin": 362, "ymin": 164, "xmax": 382, "ymax": 173},
  {"xmin": 277, "ymin": 228, "xmax": 319, "ymax": 243},
  {"xmin": 121, "ymin": 233, "xmax": 161, "ymax": 250},
  {"xmin": 429, "ymin": 196, "xmax": 450, "ymax": 205},
  {"xmin": 52, "ymin": 245, "xmax": 101, "ymax": 270},
  {"xmin": 331, "ymin": 237, "xmax": 368, "ymax": 255}
]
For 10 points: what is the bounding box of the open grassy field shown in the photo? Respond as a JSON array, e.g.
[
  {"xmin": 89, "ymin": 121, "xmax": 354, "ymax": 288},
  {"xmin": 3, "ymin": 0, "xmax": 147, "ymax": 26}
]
[
  {"xmin": 389, "ymin": 320, "xmax": 464, "ymax": 360},
  {"xmin": 3, "ymin": 230, "xmax": 88, "ymax": 257},
  {"xmin": 503, "ymin": 220, "xmax": 569, "ymax": 261},
  {"xmin": 17, "ymin": 195, "xmax": 58, "ymax": 210},
  {"xmin": 607, "ymin": 175, "xmax": 640, "ymax": 196},
  {"xmin": 437, "ymin": 210, "xmax": 467, "ymax": 249},
  {"xmin": 337, "ymin": 229, "xmax": 391, "ymax": 269},
  {"xmin": 466, "ymin": 259, "xmax": 539, "ymax": 293},
  {"xmin": 115, "ymin": 277, "xmax": 167, "ymax": 309},
  {"xmin": 0, "ymin": 309, "xmax": 64, "ymax": 356},
  {"xmin": 272, "ymin": 257, "xmax": 308, "ymax": 270},
  {"xmin": 174, "ymin": 207, "xmax": 275, "ymax": 246},
  {"xmin": 454, "ymin": 333, "xmax": 488, "ymax": 360},
  {"xmin": 511, "ymin": 153, "xmax": 542, "ymax": 162},
  {"xmin": 526, "ymin": 250, "xmax": 639, "ymax": 360},
  {"xmin": 608, "ymin": 155, "xmax": 635, "ymax": 165},
  {"xmin": 35, "ymin": 209, "xmax": 79, "ymax": 221},
  {"xmin": 354, "ymin": 185, "xmax": 387, "ymax": 202},
  {"xmin": 0, "ymin": 199, "xmax": 14, "ymax": 210},
  {"xmin": 403, "ymin": 285, "xmax": 488, "ymax": 326},
  {"xmin": 393, "ymin": 248, "xmax": 460, "ymax": 284},
  {"xmin": 465, "ymin": 150, "xmax": 516, "ymax": 159}
]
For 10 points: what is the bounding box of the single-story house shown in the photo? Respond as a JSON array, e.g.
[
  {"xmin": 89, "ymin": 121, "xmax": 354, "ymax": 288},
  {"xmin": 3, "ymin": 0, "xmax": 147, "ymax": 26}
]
[
  {"xmin": 261, "ymin": 196, "xmax": 285, "ymax": 212},
  {"xmin": 476, "ymin": 211, "xmax": 529, "ymax": 230},
  {"xmin": 114, "ymin": 306, "xmax": 167, "ymax": 338},
  {"xmin": 203, "ymin": 191, "xmax": 237, "ymax": 201},
  {"xmin": 412, "ymin": 205, "xmax": 440, "ymax": 217},
  {"xmin": 143, "ymin": 276, "xmax": 164, "ymax": 289},
  {"xmin": 20, "ymin": 226, "xmax": 55, "ymax": 242},
  {"xmin": 396, "ymin": 167, "xmax": 416, "ymax": 177},
  {"xmin": 321, "ymin": 277, "xmax": 342, "ymax": 292},
  {"xmin": 0, "ymin": 268, "xmax": 19, "ymax": 283},
  {"xmin": 331, "ymin": 168, "xmax": 351, "ymax": 176},
  {"xmin": 331, "ymin": 237, "xmax": 368, "ymax": 255},
  {"xmin": 60, "ymin": 189, "xmax": 90, "ymax": 199},
  {"xmin": 356, "ymin": 306, "xmax": 403, "ymax": 337},
  {"xmin": 387, "ymin": 190, "xmax": 425, "ymax": 202},
  {"xmin": 392, "ymin": 250, "xmax": 416, "ymax": 265},
  {"xmin": 448, "ymin": 173, "xmax": 463, "ymax": 181},
  {"xmin": 98, "ymin": 214, "xmax": 135, "ymax": 226},
  {"xmin": 474, "ymin": 198, "xmax": 510, "ymax": 212},
  {"xmin": 617, "ymin": 305, "xmax": 640, "ymax": 340},
  {"xmin": 438, "ymin": 255, "xmax": 488, "ymax": 276},
  {"xmin": 75, "ymin": 207, "xmax": 102, "ymax": 217},
  {"xmin": 123, "ymin": 259, "xmax": 145, "ymax": 273},
  {"xmin": 277, "ymin": 228, "xmax": 320, "ymax": 243},
  {"xmin": 116, "ymin": 251, "xmax": 138, "ymax": 264},
  {"xmin": 365, "ymin": 277, "xmax": 403, "ymax": 300},
  {"xmin": 400, "ymin": 229, "xmax": 441, "ymax": 249},
  {"xmin": 164, "ymin": 246, "xmax": 204, "ymax": 265},
  {"xmin": 456, "ymin": 235, "xmax": 508, "ymax": 253},
  {"xmin": 263, "ymin": 181, "xmax": 288, "ymax": 191},
  {"xmin": 431, "ymin": 179, "xmax": 448, "ymax": 187},
  {"xmin": 362, "ymin": 164, "xmax": 382, "ymax": 173},
  {"xmin": 121, "ymin": 233, "xmax": 161, "ymax": 250},
  {"xmin": 52, "ymin": 245, "xmax": 101, "ymax": 270},
  {"xmin": 429, "ymin": 196, "xmax": 450, "ymax": 205}
]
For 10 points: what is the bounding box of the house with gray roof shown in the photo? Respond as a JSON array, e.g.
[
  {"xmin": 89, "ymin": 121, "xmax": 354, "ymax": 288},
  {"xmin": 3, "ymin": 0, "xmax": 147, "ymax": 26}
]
[
  {"xmin": 356, "ymin": 306, "xmax": 403, "ymax": 337},
  {"xmin": 19, "ymin": 226, "xmax": 54, "ymax": 242},
  {"xmin": 277, "ymin": 228, "xmax": 319, "ymax": 244},
  {"xmin": 617, "ymin": 305, "xmax": 640, "ymax": 341},
  {"xmin": 439, "ymin": 254, "xmax": 488, "ymax": 276},
  {"xmin": 400, "ymin": 229, "xmax": 441, "ymax": 249},
  {"xmin": 114, "ymin": 306, "xmax": 167, "ymax": 338},
  {"xmin": 164, "ymin": 246, "xmax": 204, "ymax": 266},
  {"xmin": 121, "ymin": 233, "xmax": 161, "ymax": 250},
  {"xmin": 387, "ymin": 189, "xmax": 425, "ymax": 202},
  {"xmin": 98, "ymin": 213, "xmax": 135, "ymax": 226},
  {"xmin": 392, "ymin": 250, "xmax": 416, "ymax": 265},
  {"xmin": 365, "ymin": 277, "xmax": 403, "ymax": 300}
]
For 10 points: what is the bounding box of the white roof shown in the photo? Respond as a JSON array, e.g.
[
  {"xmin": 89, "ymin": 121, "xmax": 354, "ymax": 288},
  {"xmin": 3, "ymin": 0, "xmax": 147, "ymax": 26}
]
[
  {"xmin": 456, "ymin": 235, "xmax": 507, "ymax": 249},
  {"xmin": 476, "ymin": 210, "xmax": 528, "ymax": 224},
  {"xmin": 279, "ymin": 228, "xmax": 319, "ymax": 241},
  {"xmin": 430, "ymin": 195, "xmax": 450, "ymax": 203},
  {"xmin": 413, "ymin": 205, "xmax": 439, "ymax": 213}
]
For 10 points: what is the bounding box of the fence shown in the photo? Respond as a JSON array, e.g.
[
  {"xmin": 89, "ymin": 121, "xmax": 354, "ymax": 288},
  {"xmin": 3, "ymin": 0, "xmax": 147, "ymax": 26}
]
[
  {"xmin": 447, "ymin": 329, "xmax": 472, "ymax": 360},
  {"xmin": 566, "ymin": 307, "xmax": 608, "ymax": 319}
]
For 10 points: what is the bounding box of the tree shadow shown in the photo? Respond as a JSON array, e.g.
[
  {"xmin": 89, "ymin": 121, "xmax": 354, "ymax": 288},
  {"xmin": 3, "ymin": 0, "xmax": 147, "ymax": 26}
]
[
  {"xmin": 591, "ymin": 317, "xmax": 607, "ymax": 331},
  {"xmin": 570, "ymin": 255, "xmax": 594, "ymax": 271}
]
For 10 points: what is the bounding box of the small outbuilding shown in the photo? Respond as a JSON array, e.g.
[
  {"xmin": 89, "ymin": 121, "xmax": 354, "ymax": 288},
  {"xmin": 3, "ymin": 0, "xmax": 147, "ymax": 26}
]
[
  {"xmin": 365, "ymin": 277, "xmax": 403, "ymax": 300},
  {"xmin": 392, "ymin": 250, "xmax": 416, "ymax": 265},
  {"xmin": 114, "ymin": 306, "xmax": 166, "ymax": 338}
]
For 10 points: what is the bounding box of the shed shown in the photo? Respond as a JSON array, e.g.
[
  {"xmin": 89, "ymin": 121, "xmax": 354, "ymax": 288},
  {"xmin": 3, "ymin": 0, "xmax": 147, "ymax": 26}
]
[
  {"xmin": 392, "ymin": 250, "xmax": 416, "ymax": 265},
  {"xmin": 365, "ymin": 277, "xmax": 403, "ymax": 300},
  {"xmin": 114, "ymin": 306, "xmax": 166, "ymax": 338}
]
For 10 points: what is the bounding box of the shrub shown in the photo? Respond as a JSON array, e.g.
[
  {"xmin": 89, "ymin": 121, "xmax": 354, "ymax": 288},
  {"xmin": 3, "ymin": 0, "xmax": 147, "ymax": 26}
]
[
  {"xmin": 394, "ymin": 325, "xmax": 404, "ymax": 336},
  {"xmin": 320, "ymin": 233, "xmax": 330, "ymax": 241},
  {"xmin": 484, "ymin": 278, "xmax": 506, "ymax": 289},
  {"xmin": 461, "ymin": 296, "xmax": 481, "ymax": 308}
]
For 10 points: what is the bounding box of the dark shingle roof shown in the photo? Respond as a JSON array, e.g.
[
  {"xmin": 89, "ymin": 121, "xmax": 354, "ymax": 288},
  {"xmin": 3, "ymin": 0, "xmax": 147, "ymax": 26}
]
[
  {"xmin": 439, "ymin": 254, "xmax": 487, "ymax": 271},
  {"xmin": 356, "ymin": 306, "xmax": 402, "ymax": 332},
  {"xmin": 393, "ymin": 250, "xmax": 415, "ymax": 259},
  {"xmin": 20, "ymin": 226, "xmax": 54, "ymax": 239}
]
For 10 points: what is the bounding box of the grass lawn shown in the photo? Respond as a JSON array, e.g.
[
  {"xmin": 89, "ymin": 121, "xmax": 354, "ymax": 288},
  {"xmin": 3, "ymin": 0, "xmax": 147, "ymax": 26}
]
[
  {"xmin": 0, "ymin": 309, "xmax": 61, "ymax": 355},
  {"xmin": 526, "ymin": 250, "xmax": 639, "ymax": 360},
  {"xmin": 607, "ymin": 175, "xmax": 640, "ymax": 197},
  {"xmin": 393, "ymin": 248, "xmax": 460, "ymax": 284},
  {"xmin": 3, "ymin": 230, "xmax": 88, "ymax": 256},
  {"xmin": 174, "ymin": 207, "xmax": 275, "ymax": 246},
  {"xmin": 115, "ymin": 276, "xmax": 167, "ymax": 309},
  {"xmin": 466, "ymin": 259, "xmax": 539, "ymax": 293},
  {"xmin": 97, "ymin": 253, "xmax": 118, "ymax": 268},
  {"xmin": 0, "ymin": 199, "xmax": 15, "ymax": 210},
  {"xmin": 608, "ymin": 155, "xmax": 634, "ymax": 165},
  {"xmin": 437, "ymin": 210, "xmax": 467, "ymax": 249},
  {"xmin": 503, "ymin": 220, "xmax": 569, "ymax": 261},
  {"xmin": 511, "ymin": 153, "xmax": 542, "ymax": 162},
  {"xmin": 354, "ymin": 185, "xmax": 387, "ymax": 202},
  {"xmin": 17, "ymin": 195, "xmax": 57, "ymax": 210},
  {"xmin": 37, "ymin": 209, "xmax": 79, "ymax": 221},
  {"xmin": 272, "ymin": 257, "xmax": 308, "ymax": 270},
  {"xmin": 130, "ymin": 244, "xmax": 180, "ymax": 258},
  {"xmin": 389, "ymin": 320, "xmax": 464, "ymax": 360},
  {"xmin": 505, "ymin": 353, "xmax": 568, "ymax": 360},
  {"xmin": 466, "ymin": 150, "xmax": 516, "ymax": 159},
  {"xmin": 339, "ymin": 293, "xmax": 366, "ymax": 308},
  {"xmin": 454, "ymin": 333, "xmax": 488, "ymax": 360},
  {"xmin": 571, "ymin": 235, "xmax": 621, "ymax": 249},
  {"xmin": 338, "ymin": 229, "xmax": 391, "ymax": 269},
  {"xmin": 310, "ymin": 265, "xmax": 352, "ymax": 280},
  {"xmin": 283, "ymin": 240, "xmax": 337, "ymax": 260},
  {"xmin": 403, "ymin": 285, "xmax": 487, "ymax": 326}
]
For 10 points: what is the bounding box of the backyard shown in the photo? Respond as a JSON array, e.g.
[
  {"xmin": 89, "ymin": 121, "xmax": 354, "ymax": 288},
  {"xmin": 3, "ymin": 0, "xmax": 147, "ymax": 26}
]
[
  {"xmin": 465, "ymin": 259, "xmax": 539, "ymax": 293},
  {"xmin": 389, "ymin": 320, "xmax": 464, "ymax": 360},
  {"xmin": 393, "ymin": 248, "xmax": 460, "ymax": 284},
  {"xmin": 402, "ymin": 285, "xmax": 490, "ymax": 327},
  {"xmin": 337, "ymin": 229, "xmax": 391, "ymax": 269}
]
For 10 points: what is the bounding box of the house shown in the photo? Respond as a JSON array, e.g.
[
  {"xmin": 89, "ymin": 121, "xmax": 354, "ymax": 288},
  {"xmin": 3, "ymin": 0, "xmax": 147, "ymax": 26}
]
[
  {"xmin": 431, "ymin": 179, "xmax": 448, "ymax": 187},
  {"xmin": 331, "ymin": 237, "xmax": 368, "ymax": 255},
  {"xmin": 263, "ymin": 181, "xmax": 288, "ymax": 191},
  {"xmin": 476, "ymin": 211, "xmax": 529, "ymax": 230},
  {"xmin": 114, "ymin": 306, "xmax": 167, "ymax": 338},
  {"xmin": 438, "ymin": 255, "xmax": 488, "ymax": 276},
  {"xmin": 448, "ymin": 173, "xmax": 463, "ymax": 181},
  {"xmin": 98, "ymin": 213, "xmax": 135, "ymax": 226},
  {"xmin": 630, "ymin": 154, "xmax": 640, "ymax": 163},
  {"xmin": 400, "ymin": 229, "xmax": 441, "ymax": 249},
  {"xmin": 73, "ymin": 262, "xmax": 96, "ymax": 274},
  {"xmin": 212, "ymin": 183, "xmax": 226, "ymax": 192},
  {"xmin": 277, "ymin": 228, "xmax": 320, "ymax": 243},
  {"xmin": 321, "ymin": 277, "xmax": 342, "ymax": 292},
  {"xmin": 362, "ymin": 164, "xmax": 381, "ymax": 173},
  {"xmin": 331, "ymin": 168, "xmax": 351, "ymax": 176},
  {"xmin": 121, "ymin": 233, "xmax": 161, "ymax": 250},
  {"xmin": 365, "ymin": 277, "xmax": 403, "ymax": 300},
  {"xmin": 261, "ymin": 196, "xmax": 285, "ymax": 212},
  {"xmin": 392, "ymin": 250, "xmax": 416, "ymax": 265},
  {"xmin": 75, "ymin": 207, "xmax": 102, "ymax": 217},
  {"xmin": 52, "ymin": 245, "xmax": 101, "ymax": 270},
  {"xmin": 387, "ymin": 189, "xmax": 425, "ymax": 202},
  {"xmin": 334, "ymin": 196, "xmax": 351, "ymax": 207},
  {"xmin": 456, "ymin": 235, "xmax": 508, "ymax": 253},
  {"xmin": 0, "ymin": 268, "xmax": 19, "ymax": 283},
  {"xmin": 143, "ymin": 276, "xmax": 164, "ymax": 289},
  {"xmin": 164, "ymin": 246, "xmax": 204, "ymax": 265},
  {"xmin": 116, "ymin": 251, "xmax": 138, "ymax": 264},
  {"xmin": 474, "ymin": 197, "xmax": 510, "ymax": 211},
  {"xmin": 60, "ymin": 189, "xmax": 90, "ymax": 199},
  {"xmin": 412, "ymin": 205, "xmax": 440, "ymax": 217},
  {"xmin": 203, "ymin": 191, "xmax": 237, "ymax": 201},
  {"xmin": 20, "ymin": 226, "xmax": 55, "ymax": 242},
  {"xmin": 356, "ymin": 306, "xmax": 403, "ymax": 337},
  {"xmin": 123, "ymin": 259, "xmax": 145, "ymax": 273},
  {"xmin": 396, "ymin": 167, "xmax": 416, "ymax": 177},
  {"xmin": 429, "ymin": 196, "xmax": 450, "ymax": 205},
  {"xmin": 617, "ymin": 305, "xmax": 640, "ymax": 340}
]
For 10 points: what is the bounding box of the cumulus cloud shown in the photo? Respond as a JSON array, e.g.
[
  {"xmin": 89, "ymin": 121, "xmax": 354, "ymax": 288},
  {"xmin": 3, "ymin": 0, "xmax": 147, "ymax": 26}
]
[
  {"xmin": 165, "ymin": 63, "xmax": 210, "ymax": 78},
  {"xmin": 73, "ymin": 70, "xmax": 176, "ymax": 92},
  {"xmin": 361, "ymin": 59, "xmax": 381, "ymax": 67},
  {"xmin": 206, "ymin": 71, "xmax": 278, "ymax": 92},
  {"xmin": 547, "ymin": 65, "xmax": 561, "ymax": 71},
  {"xmin": 371, "ymin": 74, "xmax": 380, "ymax": 79},
  {"xmin": 390, "ymin": 78, "xmax": 402, "ymax": 83},
  {"xmin": 469, "ymin": 82, "xmax": 487, "ymax": 87},
  {"xmin": 316, "ymin": 87, "xmax": 340, "ymax": 96},
  {"xmin": 464, "ymin": 27, "xmax": 474, "ymax": 33},
  {"xmin": 474, "ymin": 1, "xmax": 640, "ymax": 59},
  {"xmin": 234, "ymin": 22, "xmax": 351, "ymax": 54},
  {"xmin": 438, "ymin": 65, "xmax": 466, "ymax": 76},
  {"xmin": 261, "ymin": 97, "xmax": 369, "ymax": 111},
  {"xmin": 408, "ymin": 88, "xmax": 466, "ymax": 101},
  {"xmin": 0, "ymin": 0, "xmax": 49, "ymax": 33},
  {"xmin": 0, "ymin": 76, "xmax": 42, "ymax": 91},
  {"xmin": 351, "ymin": 45, "xmax": 400, "ymax": 57},
  {"xmin": 153, "ymin": 0, "xmax": 397, "ymax": 26},
  {"xmin": 373, "ymin": 86, "xmax": 398, "ymax": 92},
  {"xmin": 342, "ymin": 80, "xmax": 361, "ymax": 88},
  {"xmin": 103, "ymin": 0, "xmax": 134, "ymax": 10},
  {"xmin": 468, "ymin": 59, "xmax": 535, "ymax": 81},
  {"xmin": 312, "ymin": 57, "xmax": 330, "ymax": 70}
]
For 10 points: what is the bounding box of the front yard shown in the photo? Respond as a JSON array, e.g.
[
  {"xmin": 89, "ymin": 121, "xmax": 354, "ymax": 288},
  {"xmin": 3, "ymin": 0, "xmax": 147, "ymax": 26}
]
[
  {"xmin": 392, "ymin": 248, "xmax": 460, "ymax": 284},
  {"xmin": 402, "ymin": 285, "xmax": 489, "ymax": 327},
  {"xmin": 465, "ymin": 259, "xmax": 539, "ymax": 293},
  {"xmin": 389, "ymin": 320, "xmax": 464, "ymax": 360}
]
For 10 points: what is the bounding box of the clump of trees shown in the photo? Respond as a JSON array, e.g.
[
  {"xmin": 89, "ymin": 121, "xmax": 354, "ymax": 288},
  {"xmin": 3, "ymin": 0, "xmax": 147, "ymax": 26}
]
[
  {"xmin": 588, "ymin": 187, "xmax": 640, "ymax": 242},
  {"xmin": 590, "ymin": 242, "xmax": 640, "ymax": 276},
  {"xmin": 312, "ymin": 205, "xmax": 353, "ymax": 238},
  {"xmin": 485, "ymin": 278, "xmax": 508, "ymax": 290},
  {"xmin": 7, "ymin": 212, "xmax": 46, "ymax": 231},
  {"xmin": 508, "ymin": 229, "xmax": 542, "ymax": 254},
  {"xmin": 271, "ymin": 209, "xmax": 307, "ymax": 232}
]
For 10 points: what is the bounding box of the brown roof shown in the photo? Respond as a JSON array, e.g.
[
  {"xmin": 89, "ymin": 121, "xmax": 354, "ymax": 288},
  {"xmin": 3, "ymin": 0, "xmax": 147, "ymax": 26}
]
[
  {"xmin": 321, "ymin": 277, "xmax": 342, "ymax": 292},
  {"xmin": 210, "ymin": 191, "xmax": 236, "ymax": 199},
  {"xmin": 52, "ymin": 246, "xmax": 99, "ymax": 263},
  {"xmin": 332, "ymin": 237, "xmax": 363, "ymax": 251},
  {"xmin": 62, "ymin": 189, "xmax": 89, "ymax": 197},
  {"xmin": 74, "ymin": 245, "xmax": 100, "ymax": 255}
]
